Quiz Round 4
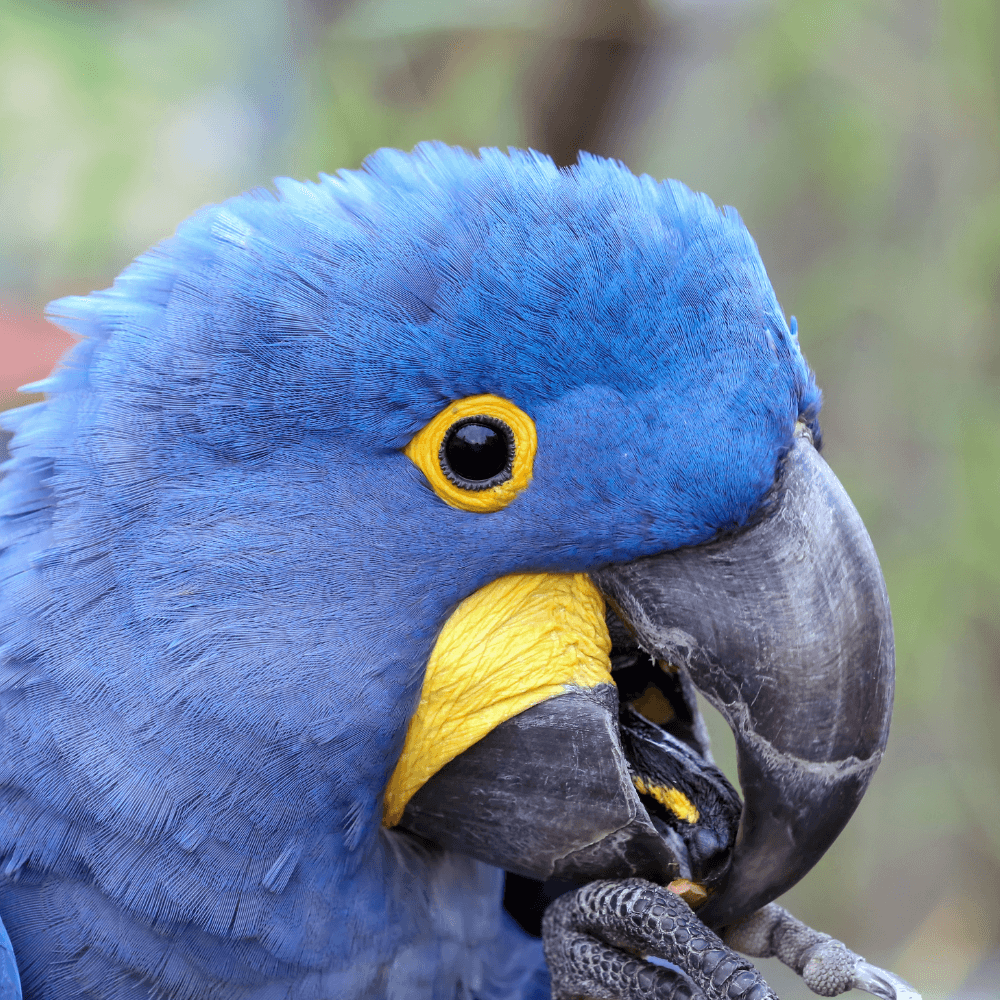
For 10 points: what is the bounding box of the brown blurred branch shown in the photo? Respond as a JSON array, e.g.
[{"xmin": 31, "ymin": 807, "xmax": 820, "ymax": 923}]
[{"xmin": 523, "ymin": 0, "xmax": 673, "ymax": 166}]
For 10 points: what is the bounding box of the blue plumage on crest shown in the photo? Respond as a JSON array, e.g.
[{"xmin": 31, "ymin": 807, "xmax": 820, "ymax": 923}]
[{"xmin": 0, "ymin": 144, "xmax": 824, "ymax": 999}]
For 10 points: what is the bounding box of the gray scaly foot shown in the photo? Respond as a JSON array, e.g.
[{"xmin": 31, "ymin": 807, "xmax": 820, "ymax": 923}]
[
  {"xmin": 543, "ymin": 878, "xmax": 775, "ymax": 1000},
  {"xmin": 723, "ymin": 903, "xmax": 921, "ymax": 1000}
]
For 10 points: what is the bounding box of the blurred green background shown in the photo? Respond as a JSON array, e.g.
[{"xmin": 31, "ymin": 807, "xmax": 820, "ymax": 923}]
[{"xmin": 1, "ymin": 0, "xmax": 997, "ymax": 997}]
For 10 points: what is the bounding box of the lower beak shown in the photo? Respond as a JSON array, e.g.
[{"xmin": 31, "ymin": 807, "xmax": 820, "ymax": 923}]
[
  {"xmin": 397, "ymin": 686, "xmax": 689, "ymax": 885},
  {"xmin": 392, "ymin": 427, "xmax": 894, "ymax": 929}
]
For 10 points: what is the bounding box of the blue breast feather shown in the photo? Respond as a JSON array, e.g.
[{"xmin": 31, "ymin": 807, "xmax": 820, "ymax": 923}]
[{"xmin": 0, "ymin": 144, "xmax": 818, "ymax": 998}]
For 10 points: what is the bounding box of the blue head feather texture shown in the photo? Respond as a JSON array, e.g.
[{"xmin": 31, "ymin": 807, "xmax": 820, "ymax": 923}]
[{"xmin": 0, "ymin": 143, "xmax": 820, "ymax": 999}]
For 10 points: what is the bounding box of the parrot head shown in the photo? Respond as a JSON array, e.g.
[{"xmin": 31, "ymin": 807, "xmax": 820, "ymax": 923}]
[{"xmin": 1, "ymin": 143, "xmax": 891, "ymax": 993}]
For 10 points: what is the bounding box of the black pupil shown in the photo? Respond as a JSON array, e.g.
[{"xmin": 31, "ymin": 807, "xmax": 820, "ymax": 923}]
[{"xmin": 445, "ymin": 422, "xmax": 509, "ymax": 482}]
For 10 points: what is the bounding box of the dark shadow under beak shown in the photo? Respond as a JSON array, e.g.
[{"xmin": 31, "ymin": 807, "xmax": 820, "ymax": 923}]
[{"xmin": 593, "ymin": 427, "xmax": 894, "ymax": 926}]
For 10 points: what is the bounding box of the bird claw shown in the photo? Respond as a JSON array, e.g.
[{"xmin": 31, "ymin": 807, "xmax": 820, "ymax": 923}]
[
  {"xmin": 849, "ymin": 960, "xmax": 922, "ymax": 1000},
  {"xmin": 723, "ymin": 903, "xmax": 921, "ymax": 1000}
]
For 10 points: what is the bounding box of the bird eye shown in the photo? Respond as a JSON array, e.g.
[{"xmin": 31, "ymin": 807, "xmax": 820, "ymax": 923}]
[
  {"xmin": 441, "ymin": 417, "xmax": 512, "ymax": 489},
  {"xmin": 404, "ymin": 394, "xmax": 537, "ymax": 512}
]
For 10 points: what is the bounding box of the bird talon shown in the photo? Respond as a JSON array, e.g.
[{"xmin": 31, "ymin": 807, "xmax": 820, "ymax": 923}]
[
  {"xmin": 849, "ymin": 960, "xmax": 922, "ymax": 1000},
  {"xmin": 723, "ymin": 904, "xmax": 921, "ymax": 1000}
]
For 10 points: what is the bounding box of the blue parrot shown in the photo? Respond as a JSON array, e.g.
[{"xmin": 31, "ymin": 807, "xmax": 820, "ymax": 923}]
[{"xmin": 0, "ymin": 144, "xmax": 915, "ymax": 1000}]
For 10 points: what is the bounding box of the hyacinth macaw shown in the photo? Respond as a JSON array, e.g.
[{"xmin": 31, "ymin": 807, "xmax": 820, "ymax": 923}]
[{"xmin": 0, "ymin": 145, "xmax": 920, "ymax": 1000}]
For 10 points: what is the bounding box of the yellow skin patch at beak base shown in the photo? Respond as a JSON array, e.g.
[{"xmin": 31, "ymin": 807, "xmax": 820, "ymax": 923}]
[
  {"xmin": 632, "ymin": 776, "xmax": 700, "ymax": 824},
  {"xmin": 383, "ymin": 572, "xmax": 613, "ymax": 827}
]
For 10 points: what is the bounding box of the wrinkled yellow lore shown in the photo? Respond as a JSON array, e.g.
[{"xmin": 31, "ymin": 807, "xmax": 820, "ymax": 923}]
[{"xmin": 383, "ymin": 572, "xmax": 613, "ymax": 827}]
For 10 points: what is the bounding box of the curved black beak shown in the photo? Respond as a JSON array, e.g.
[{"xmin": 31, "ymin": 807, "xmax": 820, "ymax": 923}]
[{"xmin": 593, "ymin": 426, "xmax": 894, "ymax": 927}]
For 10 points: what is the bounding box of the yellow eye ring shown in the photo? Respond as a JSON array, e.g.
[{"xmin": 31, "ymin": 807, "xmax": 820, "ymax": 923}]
[{"xmin": 404, "ymin": 395, "xmax": 537, "ymax": 513}]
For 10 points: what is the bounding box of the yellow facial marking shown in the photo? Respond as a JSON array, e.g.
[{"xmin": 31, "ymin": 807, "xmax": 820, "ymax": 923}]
[
  {"xmin": 383, "ymin": 572, "xmax": 613, "ymax": 827},
  {"xmin": 404, "ymin": 394, "xmax": 537, "ymax": 513},
  {"xmin": 632, "ymin": 776, "xmax": 700, "ymax": 824}
]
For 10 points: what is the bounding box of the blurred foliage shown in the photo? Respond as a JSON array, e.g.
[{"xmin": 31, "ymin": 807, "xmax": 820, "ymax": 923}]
[{"xmin": 1, "ymin": 0, "xmax": 998, "ymax": 997}]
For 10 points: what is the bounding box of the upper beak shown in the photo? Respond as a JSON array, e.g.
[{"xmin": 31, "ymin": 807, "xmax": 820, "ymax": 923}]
[
  {"xmin": 392, "ymin": 425, "xmax": 894, "ymax": 929},
  {"xmin": 593, "ymin": 426, "xmax": 894, "ymax": 926}
]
